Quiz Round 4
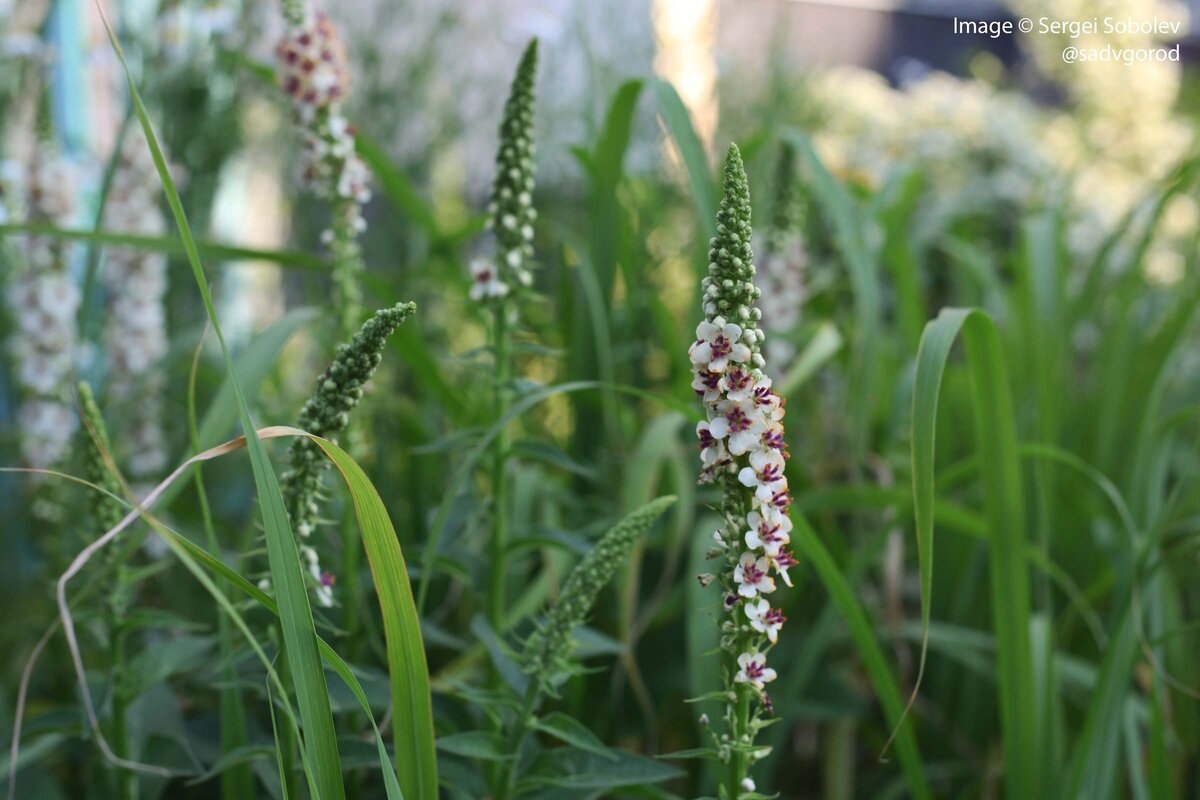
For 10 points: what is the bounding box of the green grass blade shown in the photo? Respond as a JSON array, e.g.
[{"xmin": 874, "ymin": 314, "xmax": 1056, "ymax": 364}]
[
  {"xmin": 0, "ymin": 222, "xmax": 329, "ymax": 270},
  {"xmin": 356, "ymin": 134, "xmax": 441, "ymax": 238},
  {"xmin": 651, "ymin": 79, "xmax": 716, "ymax": 243},
  {"xmin": 911, "ymin": 307, "xmax": 1037, "ymax": 800},
  {"xmin": 776, "ymin": 321, "xmax": 843, "ymax": 397},
  {"xmin": 311, "ymin": 437, "xmax": 438, "ymax": 800},
  {"xmin": 98, "ymin": 12, "xmax": 346, "ymax": 799},
  {"xmin": 790, "ymin": 515, "xmax": 932, "ymax": 800}
]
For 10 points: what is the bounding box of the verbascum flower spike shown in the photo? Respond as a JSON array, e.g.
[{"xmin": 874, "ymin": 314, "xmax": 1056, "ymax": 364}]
[
  {"xmin": 691, "ymin": 144, "xmax": 795, "ymax": 799},
  {"xmin": 6, "ymin": 148, "xmax": 80, "ymax": 476},
  {"xmin": 101, "ymin": 128, "xmax": 170, "ymax": 487},
  {"xmin": 77, "ymin": 381, "xmax": 124, "ymax": 538},
  {"xmin": 278, "ymin": 301, "xmax": 415, "ymax": 604},
  {"xmin": 523, "ymin": 496, "xmax": 675, "ymax": 691},
  {"xmin": 473, "ymin": 38, "xmax": 538, "ymax": 301},
  {"xmin": 275, "ymin": 4, "xmax": 371, "ymax": 337},
  {"xmin": 758, "ymin": 142, "xmax": 807, "ymax": 368}
]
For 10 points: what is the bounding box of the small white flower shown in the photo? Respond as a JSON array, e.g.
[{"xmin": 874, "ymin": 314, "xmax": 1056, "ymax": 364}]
[
  {"xmin": 772, "ymin": 550, "xmax": 799, "ymax": 588},
  {"xmin": 733, "ymin": 552, "xmax": 776, "ymax": 598},
  {"xmin": 744, "ymin": 507, "xmax": 791, "ymax": 557},
  {"xmin": 696, "ymin": 420, "xmax": 729, "ymax": 466},
  {"xmin": 741, "ymin": 777, "xmax": 757, "ymax": 792},
  {"xmin": 469, "ymin": 257, "xmax": 509, "ymax": 301},
  {"xmin": 719, "ymin": 364, "xmax": 757, "ymax": 402},
  {"xmin": 708, "ymin": 398, "xmax": 766, "ymax": 456},
  {"xmin": 689, "ymin": 319, "xmax": 751, "ymax": 373},
  {"xmin": 738, "ymin": 448, "xmax": 787, "ymax": 502},
  {"xmin": 691, "ymin": 367, "xmax": 723, "ymax": 403},
  {"xmin": 744, "ymin": 598, "xmax": 786, "ymax": 643},
  {"xmin": 734, "ymin": 651, "xmax": 777, "ymax": 691}
]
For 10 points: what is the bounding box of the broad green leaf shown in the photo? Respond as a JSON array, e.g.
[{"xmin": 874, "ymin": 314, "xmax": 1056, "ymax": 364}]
[{"xmin": 531, "ymin": 712, "xmax": 615, "ymax": 761}]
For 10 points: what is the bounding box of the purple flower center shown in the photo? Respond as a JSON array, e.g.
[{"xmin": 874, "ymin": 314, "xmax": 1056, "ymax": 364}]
[
  {"xmin": 776, "ymin": 551, "xmax": 798, "ymax": 569},
  {"xmin": 758, "ymin": 463, "xmax": 782, "ymax": 482},
  {"xmin": 710, "ymin": 335, "xmax": 732, "ymax": 360},
  {"xmin": 698, "ymin": 428, "xmax": 716, "ymax": 450},
  {"xmin": 320, "ymin": 571, "xmax": 336, "ymax": 588},
  {"xmin": 742, "ymin": 561, "xmax": 765, "ymax": 584},
  {"xmin": 695, "ymin": 371, "xmax": 720, "ymax": 395},
  {"xmin": 726, "ymin": 368, "xmax": 751, "ymax": 392},
  {"xmin": 744, "ymin": 660, "xmax": 765, "ymax": 679},
  {"xmin": 765, "ymin": 608, "xmax": 787, "ymax": 626},
  {"xmin": 758, "ymin": 521, "xmax": 783, "ymax": 544},
  {"xmin": 725, "ymin": 406, "xmax": 752, "ymax": 433},
  {"xmin": 769, "ymin": 490, "xmax": 791, "ymax": 510},
  {"xmin": 763, "ymin": 430, "xmax": 785, "ymax": 452}
]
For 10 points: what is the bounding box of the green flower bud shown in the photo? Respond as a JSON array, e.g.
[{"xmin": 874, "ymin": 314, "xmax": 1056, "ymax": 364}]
[
  {"xmin": 488, "ymin": 39, "xmax": 539, "ymax": 284},
  {"xmin": 523, "ymin": 496, "xmax": 675, "ymax": 688},
  {"xmin": 282, "ymin": 302, "xmax": 416, "ymax": 533},
  {"xmin": 77, "ymin": 382, "xmax": 124, "ymax": 537}
]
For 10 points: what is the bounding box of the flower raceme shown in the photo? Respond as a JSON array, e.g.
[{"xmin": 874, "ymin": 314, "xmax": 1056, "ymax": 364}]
[
  {"xmin": 471, "ymin": 39, "xmax": 538, "ymax": 304},
  {"xmin": 693, "ymin": 144, "xmax": 795, "ymax": 796}
]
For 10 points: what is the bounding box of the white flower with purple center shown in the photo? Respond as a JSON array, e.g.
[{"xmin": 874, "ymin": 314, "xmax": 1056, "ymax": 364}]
[
  {"xmin": 708, "ymin": 398, "xmax": 767, "ymax": 456},
  {"xmin": 691, "ymin": 368, "xmax": 722, "ymax": 403},
  {"xmin": 745, "ymin": 598, "xmax": 787, "ymax": 644},
  {"xmin": 761, "ymin": 422, "xmax": 787, "ymax": 456},
  {"xmin": 734, "ymin": 651, "xmax": 777, "ymax": 691},
  {"xmin": 469, "ymin": 257, "xmax": 509, "ymax": 301},
  {"xmin": 689, "ymin": 319, "xmax": 751, "ymax": 373},
  {"xmin": 737, "ymin": 448, "xmax": 787, "ymax": 502},
  {"xmin": 696, "ymin": 420, "xmax": 728, "ymax": 467},
  {"xmin": 734, "ymin": 552, "xmax": 776, "ymax": 598},
  {"xmin": 744, "ymin": 508, "xmax": 791, "ymax": 557},
  {"xmin": 772, "ymin": 550, "xmax": 799, "ymax": 588},
  {"xmin": 719, "ymin": 364, "xmax": 756, "ymax": 402},
  {"xmin": 753, "ymin": 382, "xmax": 784, "ymax": 421}
]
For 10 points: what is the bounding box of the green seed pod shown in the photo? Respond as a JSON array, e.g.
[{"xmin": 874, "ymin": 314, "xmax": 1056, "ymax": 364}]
[
  {"xmin": 77, "ymin": 381, "xmax": 124, "ymax": 537},
  {"xmin": 488, "ymin": 39, "xmax": 539, "ymax": 285},
  {"xmin": 281, "ymin": 302, "xmax": 416, "ymax": 536},
  {"xmin": 523, "ymin": 496, "xmax": 676, "ymax": 688}
]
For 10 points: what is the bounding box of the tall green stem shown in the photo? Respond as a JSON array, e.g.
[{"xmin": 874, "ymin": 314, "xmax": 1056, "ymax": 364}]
[
  {"xmin": 725, "ymin": 681, "xmax": 750, "ymax": 799},
  {"xmin": 496, "ymin": 681, "xmax": 539, "ymax": 800},
  {"xmin": 489, "ymin": 305, "xmax": 511, "ymax": 643},
  {"xmin": 110, "ymin": 620, "xmax": 136, "ymax": 800}
]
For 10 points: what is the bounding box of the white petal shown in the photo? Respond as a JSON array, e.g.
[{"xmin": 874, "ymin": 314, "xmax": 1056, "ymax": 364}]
[{"xmin": 737, "ymin": 467, "xmax": 757, "ymax": 489}]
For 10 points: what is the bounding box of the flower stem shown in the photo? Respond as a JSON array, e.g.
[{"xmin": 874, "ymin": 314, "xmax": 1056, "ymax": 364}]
[
  {"xmin": 488, "ymin": 304, "xmax": 511, "ymax": 642},
  {"xmin": 496, "ymin": 681, "xmax": 539, "ymax": 800},
  {"xmin": 726, "ymin": 681, "xmax": 750, "ymax": 799},
  {"xmin": 110, "ymin": 620, "xmax": 136, "ymax": 800}
]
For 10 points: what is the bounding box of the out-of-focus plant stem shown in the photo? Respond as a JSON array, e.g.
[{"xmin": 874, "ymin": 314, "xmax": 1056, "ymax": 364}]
[{"xmin": 489, "ymin": 303, "xmax": 512, "ymax": 645}]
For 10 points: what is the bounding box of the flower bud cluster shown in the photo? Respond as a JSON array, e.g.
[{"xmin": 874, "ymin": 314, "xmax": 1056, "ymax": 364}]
[
  {"xmin": 692, "ymin": 146, "xmax": 796, "ymax": 790},
  {"xmin": 5, "ymin": 149, "xmax": 80, "ymax": 470},
  {"xmin": 523, "ymin": 496, "xmax": 674, "ymax": 690},
  {"xmin": 77, "ymin": 381, "xmax": 124, "ymax": 537},
  {"xmin": 277, "ymin": 302, "xmax": 415, "ymax": 605},
  {"xmin": 101, "ymin": 129, "xmax": 169, "ymax": 482},
  {"xmin": 472, "ymin": 39, "xmax": 538, "ymax": 304}
]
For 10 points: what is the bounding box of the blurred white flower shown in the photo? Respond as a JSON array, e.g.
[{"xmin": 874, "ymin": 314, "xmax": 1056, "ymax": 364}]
[
  {"xmin": 6, "ymin": 149, "xmax": 81, "ymax": 470},
  {"xmin": 100, "ymin": 129, "xmax": 170, "ymax": 481}
]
